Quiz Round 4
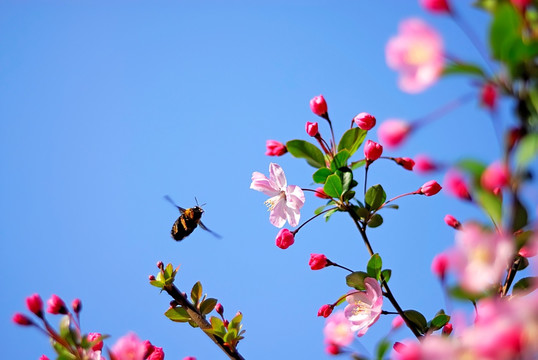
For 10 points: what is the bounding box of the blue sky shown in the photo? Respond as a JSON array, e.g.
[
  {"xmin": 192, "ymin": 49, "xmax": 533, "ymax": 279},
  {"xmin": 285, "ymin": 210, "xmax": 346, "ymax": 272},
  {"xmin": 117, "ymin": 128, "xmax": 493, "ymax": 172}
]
[{"xmin": 0, "ymin": 2, "xmax": 516, "ymax": 359}]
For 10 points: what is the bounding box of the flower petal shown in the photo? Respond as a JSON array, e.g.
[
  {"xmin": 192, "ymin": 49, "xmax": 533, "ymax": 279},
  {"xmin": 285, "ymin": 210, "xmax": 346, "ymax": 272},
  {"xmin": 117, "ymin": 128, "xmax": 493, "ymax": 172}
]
[
  {"xmin": 269, "ymin": 199, "xmax": 287, "ymax": 228},
  {"xmin": 269, "ymin": 163, "xmax": 287, "ymax": 190},
  {"xmin": 250, "ymin": 172, "xmax": 280, "ymax": 196},
  {"xmin": 285, "ymin": 185, "xmax": 305, "ymax": 210},
  {"xmin": 285, "ymin": 205, "xmax": 301, "ymax": 227}
]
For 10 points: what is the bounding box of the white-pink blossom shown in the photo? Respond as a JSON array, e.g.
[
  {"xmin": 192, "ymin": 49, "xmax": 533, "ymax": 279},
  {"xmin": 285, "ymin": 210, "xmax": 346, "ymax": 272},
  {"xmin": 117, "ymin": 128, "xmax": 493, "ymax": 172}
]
[
  {"xmin": 250, "ymin": 163, "xmax": 305, "ymax": 228},
  {"xmin": 323, "ymin": 310, "xmax": 354, "ymax": 347},
  {"xmin": 344, "ymin": 278, "xmax": 383, "ymax": 336}
]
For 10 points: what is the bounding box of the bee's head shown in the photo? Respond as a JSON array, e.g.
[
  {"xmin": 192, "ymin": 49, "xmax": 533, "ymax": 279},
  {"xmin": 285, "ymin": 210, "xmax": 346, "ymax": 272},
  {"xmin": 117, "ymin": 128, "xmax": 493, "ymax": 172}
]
[{"xmin": 193, "ymin": 206, "xmax": 204, "ymax": 214}]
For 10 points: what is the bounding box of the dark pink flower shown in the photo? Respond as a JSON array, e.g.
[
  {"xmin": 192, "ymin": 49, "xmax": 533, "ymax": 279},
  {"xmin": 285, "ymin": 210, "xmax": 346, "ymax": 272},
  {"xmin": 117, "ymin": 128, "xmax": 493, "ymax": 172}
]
[
  {"xmin": 364, "ymin": 140, "xmax": 383, "ymax": 162},
  {"xmin": 444, "ymin": 170, "xmax": 471, "ymax": 200},
  {"xmin": 395, "ymin": 157, "xmax": 415, "ymax": 170},
  {"xmin": 310, "ymin": 95, "xmax": 328, "ymax": 116},
  {"xmin": 88, "ymin": 332, "xmax": 103, "ymax": 351},
  {"xmin": 481, "ymin": 162, "xmax": 509, "ymax": 192},
  {"xmin": 12, "ymin": 313, "xmax": 33, "ymax": 326},
  {"xmin": 442, "ymin": 323, "xmax": 453, "ymax": 335},
  {"xmin": 378, "ymin": 119, "xmax": 411, "ymax": 148},
  {"xmin": 431, "ymin": 253, "xmax": 449, "ymax": 280},
  {"xmin": 353, "ymin": 112, "xmax": 376, "ymax": 130},
  {"xmin": 318, "ymin": 304, "xmax": 333, "ymax": 318},
  {"xmin": 420, "ymin": 0, "xmax": 451, "ymax": 13},
  {"xmin": 111, "ymin": 332, "xmax": 146, "ymax": 360},
  {"xmin": 275, "ymin": 228, "xmax": 295, "ymax": 249},
  {"xmin": 265, "ymin": 140, "xmax": 287, "ymax": 156},
  {"xmin": 309, "ymin": 254, "xmax": 328, "ymax": 270},
  {"xmin": 147, "ymin": 346, "xmax": 164, "ymax": 360},
  {"xmin": 481, "ymin": 83, "xmax": 497, "ymax": 110},
  {"xmin": 444, "ymin": 214, "xmax": 461, "ymax": 229},
  {"xmin": 305, "ymin": 121, "xmax": 319, "ymax": 137},
  {"xmin": 26, "ymin": 293, "xmax": 43, "ymax": 316},
  {"xmin": 46, "ymin": 294, "xmax": 67, "ymax": 315},
  {"xmin": 419, "ymin": 180, "xmax": 442, "ymax": 196},
  {"xmin": 414, "ymin": 154, "xmax": 438, "ymax": 173}
]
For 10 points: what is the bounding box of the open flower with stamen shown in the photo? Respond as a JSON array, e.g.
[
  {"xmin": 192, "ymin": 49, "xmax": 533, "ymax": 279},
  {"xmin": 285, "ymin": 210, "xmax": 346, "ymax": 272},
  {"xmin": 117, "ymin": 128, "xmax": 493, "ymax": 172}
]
[
  {"xmin": 250, "ymin": 163, "xmax": 305, "ymax": 228},
  {"xmin": 344, "ymin": 278, "xmax": 383, "ymax": 336}
]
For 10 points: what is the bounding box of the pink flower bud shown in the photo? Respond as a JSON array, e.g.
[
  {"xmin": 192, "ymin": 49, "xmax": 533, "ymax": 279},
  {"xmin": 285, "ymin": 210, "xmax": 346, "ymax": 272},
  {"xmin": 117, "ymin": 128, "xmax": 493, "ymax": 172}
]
[
  {"xmin": 183, "ymin": 357, "xmax": 197, "ymax": 360},
  {"xmin": 147, "ymin": 346, "xmax": 165, "ymax": 360},
  {"xmin": 275, "ymin": 228, "xmax": 295, "ymax": 249},
  {"xmin": 26, "ymin": 293, "xmax": 43, "ymax": 317},
  {"xmin": 314, "ymin": 187, "xmax": 331, "ymax": 199},
  {"xmin": 142, "ymin": 340, "xmax": 155, "ymax": 358},
  {"xmin": 364, "ymin": 140, "xmax": 383, "ymax": 162},
  {"xmin": 12, "ymin": 313, "xmax": 33, "ymax": 326},
  {"xmin": 519, "ymin": 244, "xmax": 537, "ymax": 258},
  {"xmin": 481, "ymin": 162, "xmax": 509, "ymax": 192},
  {"xmin": 378, "ymin": 119, "xmax": 411, "ymax": 148},
  {"xmin": 391, "ymin": 315, "xmax": 404, "ymax": 329},
  {"xmin": 71, "ymin": 298, "xmax": 81, "ymax": 314},
  {"xmin": 317, "ymin": 304, "xmax": 333, "ymax": 318},
  {"xmin": 431, "ymin": 253, "xmax": 449, "ymax": 281},
  {"xmin": 215, "ymin": 303, "xmax": 224, "ymax": 315},
  {"xmin": 39, "ymin": 355, "xmax": 50, "ymax": 360},
  {"xmin": 395, "ymin": 157, "xmax": 415, "ymax": 171},
  {"xmin": 325, "ymin": 343, "xmax": 341, "ymax": 355},
  {"xmin": 444, "ymin": 170, "xmax": 471, "ymax": 200},
  {"xmin": 223, "ymin": 319, "xmax": 230, "ymax": 328},
  {"xmin": 481, "ymin": 83, "xmax": 497, "ymax": 110},
  {"xmin": 419, "ymin": 180, "xmax": 442, "ymax": 196},
  {"xmin": 265, "ymin": 140, "xmax": 287, "ymax": 156},
  {"xmin": 310, "ymin": 95, "xmax": 328, "ymax": 117},
  {"xmin": 46, "ymin": 294, "xmax": 67, "ymax": 315},
  {"xmin": 444, "ymin": 214, "xmax": 461, "ymax": 229},
  {"xmin": 414, "ymin": 154, "xmax": 438, "ymax": 173},
  {"xmin": 393, "ymin": 341, "xmax": 421, "ymax": 359},
  {"xmin": 148, "ymin": 275, "xmax": 156, "ymax": 281},
  {"xmin": 442, "ymin": 323, "xmax": 453, "ymax": 335},
  {"xmin": 156, "ymin": 261, "xmax": 164, "ymax": 269},
  {"xmin": 420, "ymin": 0, "xmax": 451, "ymax": 13},
  {"xmin": 309, "ymin": 254, "xmax": 328, "ymax": 270},
  {"xmin": 88, "ymin": 333, "xmax": 104, "ymax": 351},
  {"xmin": 353, "ymin": 112, "xmax": 377, "ymax": 130},
  {"xmin": 305, "ymin": 122, "xmax": 319, "ymax": 137}
]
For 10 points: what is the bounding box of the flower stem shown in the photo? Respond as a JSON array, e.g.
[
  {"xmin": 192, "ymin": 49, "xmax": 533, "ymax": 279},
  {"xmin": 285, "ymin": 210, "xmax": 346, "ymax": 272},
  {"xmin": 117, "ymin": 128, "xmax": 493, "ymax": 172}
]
[
  {"xmin": 327, "ymin": 260, "xmax": 354, "ymax": 273},
  {"xmin": 412, "ymin": 92, "xmax": 475, "ymax": 129},
  {"xmin": 293, "ymin": 207, "xmax": 338, "ymax": 234}
]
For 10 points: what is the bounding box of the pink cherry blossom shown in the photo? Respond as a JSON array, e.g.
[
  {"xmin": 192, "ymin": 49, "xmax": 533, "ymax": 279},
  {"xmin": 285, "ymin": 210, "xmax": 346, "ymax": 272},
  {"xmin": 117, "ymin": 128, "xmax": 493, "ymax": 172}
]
[
  {"xmin": 250, "ymin": 163, "xmax": 305, "ymax": 228},
  {"xmin": 323, "ymin": 310, "xmax": 354, "ymax": 347},
  {"xmin": 314, "ymin": 187, "xmax": 331, "ymax": 199},
  {"xmin": 110, "ymin": 333, "xmax": 147, "ymax": 360},
  {"xmin": 449, "ymin": 223, "xmax": 514, "ymax": 293},
  {"xmin": 12, "ymin": 313, "xmax": 32, "ymax": 326},
  {"xmin": 378, "ymin": 119, "xmax": 412, "ymax": 148},
  {"xmin": 344, "ymin": 278, "xmax": 383, "ymax": 336},
  {"xmin": 392, "ymin": 315, "xmax": 404, "ymax": 329},
  {"xmin": 392, "ymin": 336, "xmax": 459, "ymax": 360},
  {"xmin": 386, "ymin": 18, "xmax": 444, "ymax": 93},
  {"xmin": 431, "ymin": 252, "xmax": 449, "ymax": 280},
  {"xmin": 364, "ymin": 140, "xmax": 383, "ymax": 162},
  {"xmin": 88, "ymin": 332, "xmax": 104, "ymax": 351},
  {"xmin": 444, "ymin": 214, "xmax": 461, "ymax": 229},
  {"xmin": 414, "ymin": 154, "xmax": 438, "ymax": 173},
  {"xmin": 318, "ymin": 304, "xmax": 333, "ymax": 318},
  {"xmin": 444, "ymin": 170, "xmax": 472, "ymax": 201},
  {"xmin": 395, "ymin": 157, "xmax": 415, "ymax": 170}
]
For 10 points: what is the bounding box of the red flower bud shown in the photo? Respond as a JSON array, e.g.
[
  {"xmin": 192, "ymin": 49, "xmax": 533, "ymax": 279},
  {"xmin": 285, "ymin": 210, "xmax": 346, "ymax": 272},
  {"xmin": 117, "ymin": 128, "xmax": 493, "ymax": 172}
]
[
  {"xmin": 317, "ymin": 304, "xmax": 333, "ymax": 318},
  {"xmin": 310, "ymin": 95, "xmax": 328, "ymax": 117},
  {"xmin": 265, "ymin": 140, "xmax": 287, "ymax": 156},
  {"xmin": 183, "ymin": 357, "xmax": 197, "ymax": 360},
  {"xmin": 431, "ymin": 253, "xmax": 449, "ymax": 281},
  {"xmin": 325, "ymin": 343, "xmax": 341, "ymax": 355},
  {"xmin": 12, "ymin": 313, "xmax": 33, "ymax": 326},
  {"xmin": 39, "ymin": 355, "xmax": 50, "ymax": 360},
  {"xmin": 156, "ymin": 261, "xmax": 164, "ymax": 269},
  {"xmin": 215, "ymin": 303, "xmax": 224, "ymax": 316},
  {"xmin": 223, "ymin": 319, "xmax": 230, "ymax": 328},
  {"xmin": 147, "ymin": 346, "xmax": 165, "ymax": 360},
  {"xmin": 26, "ymin": 293, "xmax": 43, "ymax": 317},
  {"xmin": 148, "ymin": 275, "xmax": 156, "ymax": 281},
  {"xmin": 309, "ymin": 254, "xmax": 328, "ymax": 270},
  {"xmin": 444, "ymin": 214, "xmax": 461, "ymax": 229},
  {"xmin": 142, "ymin": 340, "xmax": 155, "ymax": 358},
  {"xmin": 305, "ymin": 122, "xmax": 319, "ymax": 137},
  {"xmin": 88, "ymin": 333, "xmax": 103, "ymax": 351},
  {"xmin": 275, "ymin": 229, "xmax": 295, "ymax": 249},
  {"xmin": 314, "ymin": 187, "xmax": 331, "ymax": 199},
  {"xmin": 353, "ymin": 112, "xmax": 376, "ymax": 130},
  {"xmin": 481, "ymin": 83, "xmax": 497, "ymax": 110},
  {"xmin": 420, "ymin": 0, "xmax": 451, "ymax": 14},
  {"xmin": 46, "ymin": 294, "xmax": 67, "ymax": 315},
  {"xmin": 71, "ymin": 298, "xmax": 82, "ymax": 314},
  {"xmin": 364, "ymin": 140, "xmax": 383, "ymax": 162},
  {"xmin": 419, "ymin": 180, "xmax": 442, "ymax": 196},
  {"xmin": 395, "ymin": 157, "xmax": 415, "ymax": 171},
  {"xmin": 442, "ymin": 323, "xmax": 453, "ymax": 336}
]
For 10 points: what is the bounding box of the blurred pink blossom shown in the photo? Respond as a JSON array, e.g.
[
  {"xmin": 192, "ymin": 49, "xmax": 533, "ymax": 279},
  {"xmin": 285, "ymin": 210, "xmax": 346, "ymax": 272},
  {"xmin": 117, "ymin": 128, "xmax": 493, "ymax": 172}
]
[
  {"xmin": 386, "ymin": 18, "xmax": 444, "ymax": 93},
  {"xmin": 323, "ymin": 310, "xmax": 354, "ymax": 347},
  {"xmin": 481, "ymin": 162, "xmax": 509, "ymax": 192},
  {"xmin": 444, "ymin": 170, "xmax": 472, "ymax": 201},
  {"xmin": 344, "ymin": 278, "xmax": 383, "ymax": 336},
  {"xmin": 420, "ymin": 0, "xmax": 451, "ymax": 14},
  {"xmin": 481, "ymin": 83, "xmax": 498, "ymax": 110},
  {"xmin": 250, "ymin": 163, "xmax": 305, "ymax": 228},
  {"xmin": 378, "ymin": 119, "xmax": 411, "ymax": 148},
  {"xmin": 110, "ymin": 333, "xmax": 146, "ymax": 360},
  {"xmin": 414, "ymin": 154, "xmax": 438, "ymax": 173}
]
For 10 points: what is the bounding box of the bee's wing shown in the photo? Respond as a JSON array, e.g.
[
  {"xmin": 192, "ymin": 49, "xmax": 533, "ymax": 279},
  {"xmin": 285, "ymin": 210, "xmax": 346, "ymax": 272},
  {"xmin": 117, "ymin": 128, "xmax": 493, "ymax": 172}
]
[
  {"xmin": 164, "ymin": 195, "xmax": 186, "ymax": 213},
  {"xmin": 199, "ymin": 221, "xmax": 222, "ymax": 239}
]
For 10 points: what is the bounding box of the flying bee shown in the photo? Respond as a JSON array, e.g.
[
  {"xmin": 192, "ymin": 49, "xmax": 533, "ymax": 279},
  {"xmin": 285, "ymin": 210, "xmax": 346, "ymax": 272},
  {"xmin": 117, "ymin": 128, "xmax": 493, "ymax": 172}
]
[{"xmin": 164, "ymin": 195, "xmax": 221, "ymax": 241}]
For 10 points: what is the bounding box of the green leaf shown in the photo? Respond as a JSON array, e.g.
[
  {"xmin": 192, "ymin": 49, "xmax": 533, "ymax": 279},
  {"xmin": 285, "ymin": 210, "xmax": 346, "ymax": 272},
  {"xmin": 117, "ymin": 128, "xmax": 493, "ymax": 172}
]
[
  {"xmin": 164, "ymin": 307, "xmax": 191, "ymax": 322},
  {"xmin": 342, "ymin": 190, "xmax": 356, "ymax": 201},
  {"xmin": 324, "ymin": 208, "xmax": 339, "ymax": 222},
  {"xmin": 338, "ymin": 127, "xmax": 367, "ymax": 156},
  {"xmin": 475, "ymin": 188, "xmax": 502, "ymax": 224},
  {"xmin": 230, "ymin": 312, "xmax": 243, "ymax": 330},
  {"xmin": 513, "ymin": 276, "xmax": 538, "ymax": 293},
  {"xmin": 149, "ymin": 280, "xmax": 164, "ymax": 288},
  {"xmin": 517, "ymin": 256, "xmax": 529, "ymax": 270},
  {"xmin": 380, "ymin": 269, "xmax": 391, "ymax": 283},
  {"xmin": 351, "ymin": 159, "xmax": 366, "ymax": 170},
  {"xmin": 330, "ymin": 150, "xmax": 351, "ymax": 171},
  {"xmin": 165, "ymin": 263, "xmax": 174, "ymax": 278},
  {"xmin": 385, "ymin": 204, "xmax": 399, "ymax": 210},
  {"xmin": 314, "ymin": 204, "xmax": 328, "ymax": 215},
  {"xmin": 375, "ymin": 339, "xmax": 391, "ymax": 360},
  {"xmin": 516, "ymin": 133, "xmax": 538, "ymax": 168},
  {"xmin": 200, "ymin": 298, "xmax": 218, "ymax": 316},
  {"xmin": 490, "ymin": 4, "xmax": 521, "ymax": 60},
  {"xmin": 429, "ymin": 314, "xmax": 451, "ymax": 331},
  {"xmin": 286, "ymin": 139, "xmax": 326, "ymax": 168},
  {"xmin": 442, "ymin": 62, "xmax": 486, "ymax": 78},
  {"xmin": 367, "ymin": 214, "xmax": 383, "ymax": 228},
  {"xmin": 191, "ymin": 281, "xmax": 203, "ymax": 306},
  {"xmin": 324, "ymin": 174, "xmax": 343, "ymax": 198},
  {"xmin": 313, "ymin": 168, "xmax": 333, "ymax": 184},
  {"xmin": 346, "ymin": 271, "xmax": 369, "ymax": 290},
  {"xmin": 456, "ymin": 158, "xmax": 486, "ymax": 178},
  {"xmin": 512, "ymin": 195, "xmax": 528, "ymax": 232},
  {"xmin": 449, "ymin": 285, "xmax": 488, "ymax": 302},
  {"xmin": 366, "ymin": 253, "xmax": 382, "ymax": 280},
  {"xmin": 403, "ymin": 310, "xmax": 428, "ymax": 334},
  {"xmin": 365, "ymin": 184, "xmax": 386, "ymax": 211},
  {"xmin": 210, "ymin": 316, "xmax": 226, "ymax": 334},
  {"xmin": 341, "ymin": 168, "xmax": 354, "ymax": 193}
]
